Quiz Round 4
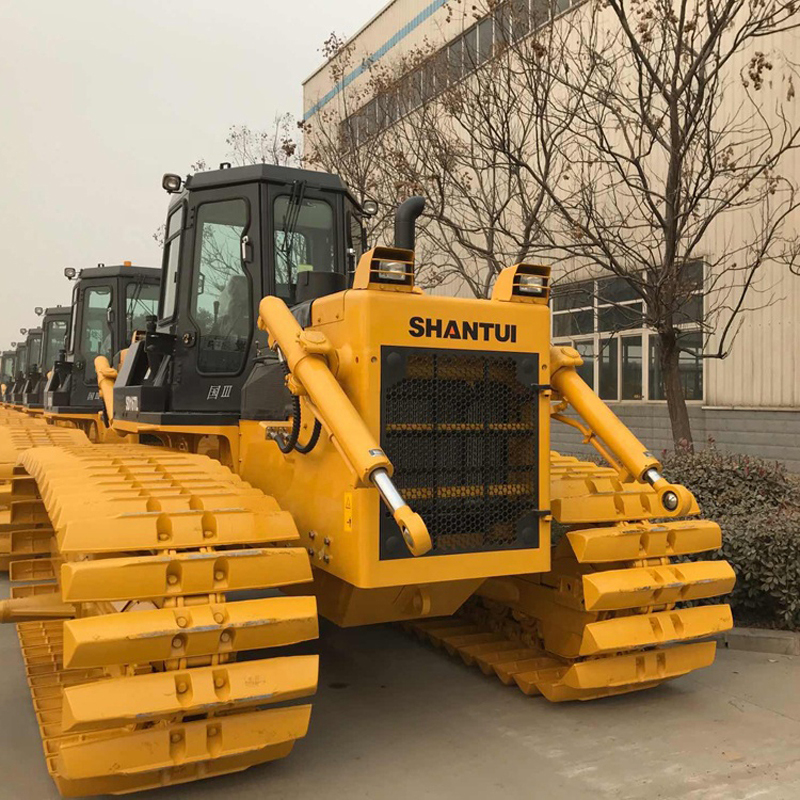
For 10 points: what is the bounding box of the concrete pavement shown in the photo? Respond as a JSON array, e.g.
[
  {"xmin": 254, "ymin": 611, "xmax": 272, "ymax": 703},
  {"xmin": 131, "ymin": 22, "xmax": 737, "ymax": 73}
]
[{"xmin": 0, "ymin": 608, "xmax": 797, "ymax": 800}]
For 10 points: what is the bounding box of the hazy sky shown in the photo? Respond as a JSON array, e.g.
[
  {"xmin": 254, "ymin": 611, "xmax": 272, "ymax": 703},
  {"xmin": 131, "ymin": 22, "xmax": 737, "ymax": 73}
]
[{"xmin": 0, "ymin": 0, "xmax": 380, "ymax": 350}]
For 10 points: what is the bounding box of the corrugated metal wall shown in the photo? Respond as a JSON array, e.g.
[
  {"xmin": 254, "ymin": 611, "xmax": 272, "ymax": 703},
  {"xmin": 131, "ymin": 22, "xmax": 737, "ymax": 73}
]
[{"xmin": 304, "ymin": 5, "xmax": 800, "ymax": 410}]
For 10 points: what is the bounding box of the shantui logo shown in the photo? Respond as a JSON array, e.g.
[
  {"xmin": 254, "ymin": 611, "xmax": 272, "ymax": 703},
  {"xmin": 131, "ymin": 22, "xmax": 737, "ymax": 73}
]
[{"xmin": 408, "ymin": 316, "xmax": 517, "ymax": 343}]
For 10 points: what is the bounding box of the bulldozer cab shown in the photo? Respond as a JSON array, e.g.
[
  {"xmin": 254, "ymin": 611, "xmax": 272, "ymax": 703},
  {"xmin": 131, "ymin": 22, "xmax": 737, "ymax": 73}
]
[
  {"xmin": 40, "ymin": 306, "xmax": 70, "ymax": 374},
  {"xmin": 21, "ymin": 307, "xmax": 70, "ymax": 409},
  {"xmin": 0, "ymin": 349, "xmax": 15, "ymax": 402},
  {"xmin": 114, "ymin": 164, "xmax": 365, "ymax": 423},
  {"xmin": 20, "ymin": 326, "xmax": 43, "ymax": 408},
  {"xmin": 44, "ymin": 265, "xmax": 160, "ymax": 414},
  {"xmin": 9, "ymin": 341, "xmax": 28, "ymax": 404}
]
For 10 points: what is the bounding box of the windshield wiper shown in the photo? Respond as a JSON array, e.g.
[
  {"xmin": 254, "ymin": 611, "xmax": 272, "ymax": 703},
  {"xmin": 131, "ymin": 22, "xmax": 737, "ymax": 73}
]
[{"xmin": 279, "ymin": 181, "xmax": 307, "ymax": 290}]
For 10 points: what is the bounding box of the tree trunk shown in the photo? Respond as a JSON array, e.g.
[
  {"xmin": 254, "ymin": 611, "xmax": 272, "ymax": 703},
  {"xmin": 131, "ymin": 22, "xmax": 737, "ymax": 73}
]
[{"xmin": 659, "ymin": 330, "xmax": 694, "ymax": 451}]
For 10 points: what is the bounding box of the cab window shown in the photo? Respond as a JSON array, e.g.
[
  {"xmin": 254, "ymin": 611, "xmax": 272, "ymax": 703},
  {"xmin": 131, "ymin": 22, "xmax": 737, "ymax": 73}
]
[
  {"xmin": 42, "ymin": 319, "xmax": 67, "ymax": 370},
  {"xmin": 1, "ymin": 356, "xmax": 13, "ymax": 378},
  {"xmin": 17, "ymin": 347, "xmax": 28, "ymax": 376},
  {"xmin": 346, "ymin": 206, "xmax": 366, "ymax": 276},
  {"xmin": 28, "ymin": 336, "xmax": 42, "ymax": 369},
  {"xmin": 273, "ymin": 196, "xmax": 334, "ymax": 301},
  {"xmin": 126, "ymin": 282, "xmax": 161, "ymax": 342},
  {"xmin": 160, "ymin": 205, "xmax": 184, "ymax": 320},
  {"xmin": 191, "ymin": 199, "xmax": 251, "ymax": 374},
  {"xmin": 80, "ymin": 286, "xmax": 113, "ymax": 383},
  {"xmin": 68, "ymin": 284, "xmax": 79, "ymax": 352}
]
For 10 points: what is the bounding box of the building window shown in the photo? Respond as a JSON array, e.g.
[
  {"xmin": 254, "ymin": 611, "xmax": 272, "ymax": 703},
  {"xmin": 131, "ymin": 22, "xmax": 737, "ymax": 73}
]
[
  {"xmin": 433, "ymin": 49, "xmax": 449, "ymax": 91},
  {"xmin": 575, "ymin": 340, "xmax": 594, "ymax": 389},
  {"xmin": 463, "ymin": 25, "xmax": 479, "ymax": 70},
  {"xmin": 448, "ymin": 37, "xmax": 464, "ymax": 84},
  {"xmin": 478, "ymin": 17, "xmax": 494, "ymax": 63},
  {"xmin": 649, "ymin": 331, "xmax": 703, "ymax": 401},
  {"xmin": 511, "ymin": 0, "xmax": 531, "ymax": 40},
  {"xmin": 363, "ymin": 99, "xmax": 378, "ymax": 137},
  {"xmin": 421, "ymin": 60, "xmax": 435, "ymax": 102},
  {"xmin": 552, "ymin": 269, "xmax": 704, "ymax": 402},
  {"xmin": 621, "ymin": 335, "xmax": 643, "ymax": 400},
  {"xmin": 337, "ymin": 0, "xmax": 580, "ymax": 147},
  {"xmin": 531, "ymin": 0, "xmax": 551, "ymax": 27},
  {"xmin": 599, "ymin": 337, "xmax": 618, "ymax": 400}
]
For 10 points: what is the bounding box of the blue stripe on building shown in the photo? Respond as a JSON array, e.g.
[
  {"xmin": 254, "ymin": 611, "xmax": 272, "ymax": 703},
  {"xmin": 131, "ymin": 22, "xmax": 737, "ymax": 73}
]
[{"xmin": 304, "ymin": 0, "xmax": 447, "ymax": 119}]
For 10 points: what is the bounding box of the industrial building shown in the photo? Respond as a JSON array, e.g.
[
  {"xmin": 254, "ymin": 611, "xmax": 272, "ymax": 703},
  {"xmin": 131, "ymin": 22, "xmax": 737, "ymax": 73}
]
[{"xmin": 303, "ymin": 0, "xmax": 800, "ymax": 468}]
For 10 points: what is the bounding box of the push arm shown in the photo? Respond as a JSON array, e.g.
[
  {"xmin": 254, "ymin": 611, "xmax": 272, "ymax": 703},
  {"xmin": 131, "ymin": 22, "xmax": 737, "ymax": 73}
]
[
  {"xmin": 550, "ymin": 346, "xmax": 693, "ymax": 515},
  {"xmin": 258, "ymin": 296, "xmax": 432, "ymax": 556}
]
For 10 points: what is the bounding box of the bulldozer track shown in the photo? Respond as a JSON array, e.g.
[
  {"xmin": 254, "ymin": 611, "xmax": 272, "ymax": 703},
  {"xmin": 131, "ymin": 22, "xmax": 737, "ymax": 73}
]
[
  {"xmin": 0, "ymin": 423, "xmax": 89, "ymax": 572},
  {"xmin": 404, "ymin": 452, "xmax": 734, "ymax": 701},
  {"xmin": 7, "ymin": 444, "xmax": 319, "ymax": 797}
]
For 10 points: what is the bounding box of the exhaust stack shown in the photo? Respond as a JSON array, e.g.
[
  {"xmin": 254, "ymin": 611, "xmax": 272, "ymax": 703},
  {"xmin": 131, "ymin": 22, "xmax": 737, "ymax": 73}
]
[{"xmin": 394, "ymin": 196, "xmax": 425, "ymax": 250}]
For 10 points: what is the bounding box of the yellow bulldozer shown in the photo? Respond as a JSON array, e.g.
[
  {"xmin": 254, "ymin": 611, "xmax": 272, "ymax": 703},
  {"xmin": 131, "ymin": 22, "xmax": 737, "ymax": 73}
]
[
  {"xmin": 0, "ymin": 164, "xmax": 735, "ymax": 797},
  {"xmin": 0, "ymin": 270, "xmax": 161, "ymax": 569}
]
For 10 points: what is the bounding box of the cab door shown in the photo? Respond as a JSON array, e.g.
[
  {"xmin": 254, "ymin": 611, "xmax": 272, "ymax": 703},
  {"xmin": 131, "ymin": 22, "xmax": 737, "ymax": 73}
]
[
  {"xmin": 72, "ymin": 282, "xmax": 113, "ymax": 405},
  {"xmin": 170, "ymin": 183, "xmax": 262, "ymax": 414}
]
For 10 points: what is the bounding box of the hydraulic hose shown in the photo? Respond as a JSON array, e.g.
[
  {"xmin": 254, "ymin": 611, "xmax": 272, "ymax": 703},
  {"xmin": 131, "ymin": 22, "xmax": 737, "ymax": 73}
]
[
  {"xmin": 274, "ymin": 359, "xmax": 322, "ymax": 455},
  {"xmin": 295, "ymin": 418, "xmax": 322, "ymax": 454},
  {"xmin": 274, "ymin": 361, "xmax": 301, "ymax": 454}
]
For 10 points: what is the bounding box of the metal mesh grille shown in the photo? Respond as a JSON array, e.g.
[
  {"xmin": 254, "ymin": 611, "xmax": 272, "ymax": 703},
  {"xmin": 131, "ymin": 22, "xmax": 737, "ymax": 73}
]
[{"xmin": 380, "ymin": 347, "xmax": 540, "ymax": 559}]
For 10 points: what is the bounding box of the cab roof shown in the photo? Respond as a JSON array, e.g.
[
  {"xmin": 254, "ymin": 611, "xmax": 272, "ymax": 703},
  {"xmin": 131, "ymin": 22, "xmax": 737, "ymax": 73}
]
[
  {"xmin": 75, "ymin": 265, "xmax": 160, "ymax": 281},
  {"xmin": 170, "ymin": 164, "xmax": 358, "ymax": 210},
  {"xmin": 186, "ymin": 163, "xmax": 350, "ymax": 192},
  {"xmin": 43, "ymin": 305, "xmax": 70, "ymax": 319}
]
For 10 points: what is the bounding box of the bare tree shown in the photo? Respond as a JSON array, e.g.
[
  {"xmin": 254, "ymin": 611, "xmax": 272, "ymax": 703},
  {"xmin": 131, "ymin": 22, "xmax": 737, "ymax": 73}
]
[
  {"xmin": 533, "ymin": 0, "xmax": 800, "ymax": 448},
  {"xmin": 367, "ymin": 2, "xmax": 607, "ymax": 295},
  {"xmin": 225, "ymin": 116, "xmax": 301, "ymax": 168},
  {"xmin": 300, "ymin": 11, "xmax": 589, "ymax": 295},
  {"xmin": 189, "ymin": 114, "xmax": 301, "ymax": 172},
  {"xmin": 318, "ymin": 1, "xmax": 799, "ymax": 448},
  {"xmin": 301, "ymin": 33, "xmax": 397, "ymax": 243}
]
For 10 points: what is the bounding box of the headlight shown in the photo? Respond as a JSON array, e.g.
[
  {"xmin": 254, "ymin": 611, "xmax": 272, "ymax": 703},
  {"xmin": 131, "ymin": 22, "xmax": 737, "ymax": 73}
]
[
  {"xmin": 517, "ymin": 274, "xmax": 546, "ymax": 296},
  {"xmin": 377, "ymin": 261, "xmax": 408, "ymax": 281},
  {"xmin": 162, "ymin": 173, "xmax": 183, "ymax": 193}
]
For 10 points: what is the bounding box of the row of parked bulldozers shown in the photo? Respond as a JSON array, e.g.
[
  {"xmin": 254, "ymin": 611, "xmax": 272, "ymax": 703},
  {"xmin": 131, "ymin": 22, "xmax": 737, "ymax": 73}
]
[{"xmin": 0, "ymin": 163, "xmax": 736, "ymax": 797}]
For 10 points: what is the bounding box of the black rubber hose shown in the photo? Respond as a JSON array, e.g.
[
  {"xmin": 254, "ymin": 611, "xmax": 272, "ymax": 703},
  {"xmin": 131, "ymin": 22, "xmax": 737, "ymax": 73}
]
[
  {"xmin": 294, "ymin": 418, "xmax": 322, "ymax": 454},
  {"xmin": 275, "ymin": 361, "xmax": 301, "ymax": 454}
]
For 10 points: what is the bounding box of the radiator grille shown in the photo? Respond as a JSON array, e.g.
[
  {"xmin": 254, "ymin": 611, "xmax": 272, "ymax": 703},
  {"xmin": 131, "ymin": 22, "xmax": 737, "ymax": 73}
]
[{"xmin": 380, "ymin": 346, "xmax": 541, "ymax": 559}]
